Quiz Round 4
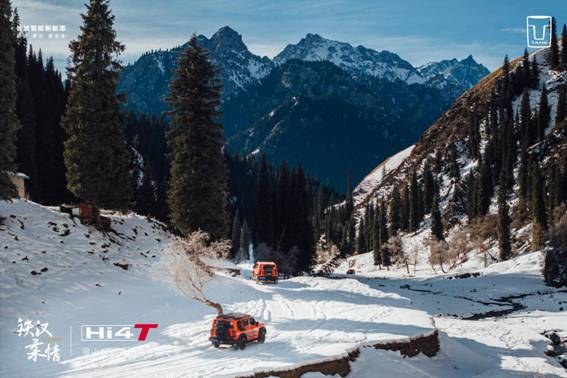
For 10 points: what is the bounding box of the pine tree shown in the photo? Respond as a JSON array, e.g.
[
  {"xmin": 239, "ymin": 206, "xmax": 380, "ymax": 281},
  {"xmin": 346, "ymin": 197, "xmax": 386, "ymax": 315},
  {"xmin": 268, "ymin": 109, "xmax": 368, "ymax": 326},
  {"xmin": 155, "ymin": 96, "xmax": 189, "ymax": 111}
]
[
  {"xmin": 239, "ymin": 220, "xmax": 250, "ymax": 260},
  {"xmin": 409, "ymin": 173, "xmax": 420, "ymax": 231},
  {"xmin": 537, "ymin": 84, "xmax": 549, "ymax": 141},
  {"xmin": 530, "ymin": 161, "xmax": 548, "ymax": 249},
  {"xmin": 531, "ymin": 59, "xmax": 540, "ymax": 88},
  {"xmin": 372, "ymin": 203, "xmax": 381, "ymax": 255},
  {"xmin": 522, "ymin": 49, "xmax": 531, "ymax": 86},
  {"xmin": 373, "ymin": 231, "xmax": 382, "ymax": 267},
  {"xmin": 255, "ymin": 156, "xmax": 275, "ymax": 246},
  {"xmin": 520, "ymin": 88, "xmax": 532, "ymax": 144},
  {"xmin": 401, "ymin": 183, "xmax": 410, "ymax": 231},
  {"xmin": 364, "ymin": 205, "xmax": 374, "ymax": 252},
  {"xmin": 135, "ymin": 164, "xmax": 156, "ymax": 216},
  {"xmin": 422, "ymin": 162, "xmax": 435, "ymax": 214},
  {"xmin": 448, "ymin": 145, "xmax": 460, "ymax": 180},
  {"xmin": 468, "ymin": 107, "xmax": 481, "ymax": 159},
  {"xmin": 430, "ymin": 189, "xmax": 444, "ymax": 241},
  {"xmin": 153, "ymin": 178, "xmax": 169, "ymax": 222},
  {"xmin": 62, "ymin": 0, "xmax": 133, "ymax": 213},
  {"xmin": 389, "ymin": 186, "xmax": 401, "ymax": 235},
  {"xmin": 556, "ymin": 87, "xmax": 566, "ymax": 127},
  {"xmin": 166, "ymin": 35, "xmax": 228, "ymax": 239},
  {"xmin": 378, "ymin": 200, "xmax": 388, "ymax": 248},
  {"xmin": 465, "ymin": 172, "xmax": 478, "ymax": 220},
  {"xmin": 497, "ymin": 171, "xmax": 511, "ymax": 261},
  {"xmin": 478, "ymin": 154, "xmax": 493, "ymax": 217},
  {"xmin": 381, "ymin": 242, "xmax": 392, "ymax": 270},
  {"xmin": 502, "ymin": 55, "xmax": 510, "ymax": 78},
  {"xmin": 550, "ymin": 17, "xmax": 559, "ymax": 69},
  {"xmin": 230, "ymin": 210, "xmax": 241, "ymax": 257},
  {"xmin": 0, "ymin": 0, "xmax": 20, "ymax": 199},
  {"xmin": 561, "ymin": 24, "xmax": 567, "ymax": 70},
  {"xmin": 356, "ymin": 220, "xmax": 366, "ymax": 254}
]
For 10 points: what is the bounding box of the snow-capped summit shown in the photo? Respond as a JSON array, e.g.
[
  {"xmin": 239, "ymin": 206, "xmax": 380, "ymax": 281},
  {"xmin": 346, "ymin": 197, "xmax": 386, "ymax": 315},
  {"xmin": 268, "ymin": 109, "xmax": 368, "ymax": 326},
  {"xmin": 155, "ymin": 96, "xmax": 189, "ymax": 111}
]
[
  {"xmin": 197, "ymin": 26, "xmax": 272, "ymax": 96},
  {"xmin": 274, "ymin": 33, "xmax": 425, "ymax": 84},
  {"xmin": 418, "ymin": 55, "xmax": 489, "ymax": 90}
]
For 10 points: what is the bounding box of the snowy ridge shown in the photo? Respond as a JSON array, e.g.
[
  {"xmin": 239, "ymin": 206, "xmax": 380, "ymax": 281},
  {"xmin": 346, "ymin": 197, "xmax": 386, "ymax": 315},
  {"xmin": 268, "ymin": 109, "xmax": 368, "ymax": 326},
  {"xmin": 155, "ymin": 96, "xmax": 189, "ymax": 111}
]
[
  {"xmin": 418, "ymin": 55, "xmax": 490, "ymax": 90},
  {"xmin": 352, "ymin": 144, "xmax": 414, "ymax": 206},
  {"xmin": 274, "ymin": 33, "xmax": 425, "ymax": 84}
]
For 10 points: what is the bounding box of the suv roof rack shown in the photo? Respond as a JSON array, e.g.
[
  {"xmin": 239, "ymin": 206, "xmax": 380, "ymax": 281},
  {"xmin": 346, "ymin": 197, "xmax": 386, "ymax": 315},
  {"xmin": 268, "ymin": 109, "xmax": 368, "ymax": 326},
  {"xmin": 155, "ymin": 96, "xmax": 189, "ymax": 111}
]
[{"xmin": 218, "ymin": 313, "xmax": 249, "ymax": 320}]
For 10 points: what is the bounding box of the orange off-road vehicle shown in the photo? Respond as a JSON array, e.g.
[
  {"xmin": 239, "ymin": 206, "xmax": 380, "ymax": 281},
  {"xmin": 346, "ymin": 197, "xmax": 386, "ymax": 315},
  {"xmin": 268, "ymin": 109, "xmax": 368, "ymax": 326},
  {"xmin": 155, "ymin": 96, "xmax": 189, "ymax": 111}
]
[
  {"xmin": 209, "ymin": 313, "xmax": 266, "ymax": 349},
  {"xmin": 252, "ymin": 261, "xmax": 278, "ymax": 283}
]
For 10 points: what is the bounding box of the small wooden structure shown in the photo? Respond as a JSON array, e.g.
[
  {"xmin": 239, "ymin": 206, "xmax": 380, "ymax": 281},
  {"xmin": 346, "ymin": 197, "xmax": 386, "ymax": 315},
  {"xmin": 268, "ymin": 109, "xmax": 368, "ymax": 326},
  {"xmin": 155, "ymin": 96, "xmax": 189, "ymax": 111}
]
[
  {"xmin": 79, "ymin": 203, "xmax": 99, "ymax": 224},
  {"xmin": 79, "ymin": 203, "xmax": 111, "ymax": 230},
  {"xmin": 8, "ymin": 172, "xmax": 30, "ymax": 199}
]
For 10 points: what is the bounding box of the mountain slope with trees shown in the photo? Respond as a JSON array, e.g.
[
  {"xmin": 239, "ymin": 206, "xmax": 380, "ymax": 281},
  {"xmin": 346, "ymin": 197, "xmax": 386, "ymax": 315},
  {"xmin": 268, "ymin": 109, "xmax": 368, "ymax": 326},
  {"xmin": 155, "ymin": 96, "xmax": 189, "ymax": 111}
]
[{"xmin": 331, "ymin": 29, "xmax": 567, "ymax": 284}]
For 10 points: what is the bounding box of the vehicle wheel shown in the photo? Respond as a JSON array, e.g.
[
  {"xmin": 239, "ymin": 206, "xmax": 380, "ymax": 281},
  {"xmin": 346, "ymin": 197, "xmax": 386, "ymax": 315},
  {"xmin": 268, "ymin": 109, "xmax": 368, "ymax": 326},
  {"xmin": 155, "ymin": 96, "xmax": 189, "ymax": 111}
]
[
  {"xmin": 237, "ymin": 335, "xmax": 247, "ymax": 350},
  {"xmin": 258, "ymin": 328, "xmax": 266, "ymax": 343},
  {"xmin": 212, "ymin": 340, "xmax": 220, "ymax": 348}
]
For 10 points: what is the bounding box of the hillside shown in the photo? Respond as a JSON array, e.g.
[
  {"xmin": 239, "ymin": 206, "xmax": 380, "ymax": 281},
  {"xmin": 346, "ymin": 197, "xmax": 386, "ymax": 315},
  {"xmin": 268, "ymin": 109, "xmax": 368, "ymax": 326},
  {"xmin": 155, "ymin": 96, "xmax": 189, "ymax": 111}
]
[
  {"xmin": 349, "ymin": 45, "xmax": 566, "ymax": 254},
  {"xmin": 223, "ymin": 60, "xmax": 451, "ymax": 190}
]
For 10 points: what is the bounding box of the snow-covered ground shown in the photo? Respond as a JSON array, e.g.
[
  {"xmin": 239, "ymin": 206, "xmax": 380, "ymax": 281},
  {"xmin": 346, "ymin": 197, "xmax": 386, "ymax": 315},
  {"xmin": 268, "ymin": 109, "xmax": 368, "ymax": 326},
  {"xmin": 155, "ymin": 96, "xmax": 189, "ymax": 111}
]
[
  {"xmin": 1, "ymin": 200, "xmax": 433, "ymax": 378},
  {"xmin": 1, "ymin": 200, "xmax": 566, "ymax": 377}
]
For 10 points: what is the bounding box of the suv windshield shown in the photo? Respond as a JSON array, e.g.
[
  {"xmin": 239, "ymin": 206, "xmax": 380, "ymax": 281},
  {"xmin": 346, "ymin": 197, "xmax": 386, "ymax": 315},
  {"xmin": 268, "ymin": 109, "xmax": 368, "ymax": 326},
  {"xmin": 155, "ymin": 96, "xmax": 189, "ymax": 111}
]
[{"xmin": 264, "ymin": 266, "xmax": 273, "ymax": 275}]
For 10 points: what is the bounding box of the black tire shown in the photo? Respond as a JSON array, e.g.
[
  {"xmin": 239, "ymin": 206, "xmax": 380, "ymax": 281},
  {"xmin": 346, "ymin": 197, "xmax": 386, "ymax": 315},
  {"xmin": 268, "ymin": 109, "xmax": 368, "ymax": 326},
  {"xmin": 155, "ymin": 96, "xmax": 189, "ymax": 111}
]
[
  {"xmin": 237, "ymin": 335, "xmax": 247, "ymax": 350},
  {"xmin": 212, "ymin": 340, "xmax": 220, "ymax": 348},
  {"xmin": 258, "ymin": 328, "xmax": 266, "ymax": 343}
]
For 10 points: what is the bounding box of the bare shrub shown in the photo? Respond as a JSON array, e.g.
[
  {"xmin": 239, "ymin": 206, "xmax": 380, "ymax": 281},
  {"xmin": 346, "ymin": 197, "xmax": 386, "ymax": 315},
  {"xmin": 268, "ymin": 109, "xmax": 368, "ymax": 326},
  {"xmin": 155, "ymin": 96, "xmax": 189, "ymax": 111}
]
[
  {"xmin": 162, "ymin": 231, "xmax": 231, "ymax": 315},
  {"xmin": 428, "ymin": 239, "xmax": 449, "ymax": 273},
  {"xmin": 447, "ymin": 230, "xmax": 469, "ymax": 269},
  {"xmin": 316, "ymin": 242, "xmax": 340, "ymax": 265}
]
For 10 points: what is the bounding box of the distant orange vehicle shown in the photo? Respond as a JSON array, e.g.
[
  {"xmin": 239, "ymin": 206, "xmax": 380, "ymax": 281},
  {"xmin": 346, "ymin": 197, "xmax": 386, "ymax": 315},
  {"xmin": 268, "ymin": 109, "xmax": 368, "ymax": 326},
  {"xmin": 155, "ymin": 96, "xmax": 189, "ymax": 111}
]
[
  {"xmin": 209, "ymin": 313, "xmax": 266, "ymax": 349},
  {"xmin": 252, "ymin": 261, "xmax": 278, "ymax": 283}
]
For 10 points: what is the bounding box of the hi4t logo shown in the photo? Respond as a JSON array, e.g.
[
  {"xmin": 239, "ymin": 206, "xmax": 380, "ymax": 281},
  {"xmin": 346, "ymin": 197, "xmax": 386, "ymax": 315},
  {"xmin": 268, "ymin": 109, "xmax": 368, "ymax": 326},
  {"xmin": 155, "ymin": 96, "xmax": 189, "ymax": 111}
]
[{"xmin": 81, "ymin": 324, "xmax": 158, "ymax": 342}]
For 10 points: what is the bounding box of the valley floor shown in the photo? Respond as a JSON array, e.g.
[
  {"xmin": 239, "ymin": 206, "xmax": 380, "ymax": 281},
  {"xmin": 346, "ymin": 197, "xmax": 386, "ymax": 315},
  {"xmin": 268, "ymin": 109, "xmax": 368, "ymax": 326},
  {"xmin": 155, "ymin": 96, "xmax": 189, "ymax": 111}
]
[{"xmin": 1, "ymin": 200, "xmax": 566, "ymax": 377}]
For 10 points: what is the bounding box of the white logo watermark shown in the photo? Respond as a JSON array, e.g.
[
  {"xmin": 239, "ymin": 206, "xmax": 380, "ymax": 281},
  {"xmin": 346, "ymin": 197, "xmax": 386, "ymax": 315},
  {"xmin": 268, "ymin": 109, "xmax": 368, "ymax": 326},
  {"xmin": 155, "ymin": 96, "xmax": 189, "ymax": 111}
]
[
  {"xmin": 526, "ymin": 16, "xmax": 552, "ymax": 48},
  {"xmin": 17, "ymin": 24, "xmax": 66, "ymax": 39},
  {"xmin": 16, "ymin": 318, "xmax": 60, "ymax": 362}
]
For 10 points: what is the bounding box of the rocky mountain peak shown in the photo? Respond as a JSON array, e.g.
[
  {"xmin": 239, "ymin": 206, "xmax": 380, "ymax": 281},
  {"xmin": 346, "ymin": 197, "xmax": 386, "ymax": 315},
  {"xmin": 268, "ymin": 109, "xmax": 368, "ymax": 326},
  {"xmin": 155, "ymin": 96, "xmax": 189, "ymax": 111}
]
[{"xmin": 210, "ymin": 25, "xmax": 248, "ymax": 53}]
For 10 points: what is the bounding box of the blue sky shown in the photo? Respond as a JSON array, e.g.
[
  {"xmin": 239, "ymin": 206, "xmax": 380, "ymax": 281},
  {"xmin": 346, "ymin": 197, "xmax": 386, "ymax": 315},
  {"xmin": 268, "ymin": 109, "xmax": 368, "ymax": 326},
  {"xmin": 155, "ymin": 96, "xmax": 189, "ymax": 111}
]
[{"xmin": 12, "ymin": 0, "xmax": 567, "ymax": 74}]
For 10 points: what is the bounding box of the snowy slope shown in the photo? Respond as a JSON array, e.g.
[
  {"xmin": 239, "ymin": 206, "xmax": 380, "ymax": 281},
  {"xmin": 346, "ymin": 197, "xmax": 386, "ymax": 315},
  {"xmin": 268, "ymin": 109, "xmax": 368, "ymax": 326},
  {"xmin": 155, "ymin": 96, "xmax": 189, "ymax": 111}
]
[
  {"xmin": 331, "ymin": 250, "xmax": 567, "ymax": 377},
  {"xmin": 352, "ymin": 144, "xmax": 415, "ymax": 206},
  {"xmin": 0, "ymin": 200, "xmax": 435, "ymax": 378}
]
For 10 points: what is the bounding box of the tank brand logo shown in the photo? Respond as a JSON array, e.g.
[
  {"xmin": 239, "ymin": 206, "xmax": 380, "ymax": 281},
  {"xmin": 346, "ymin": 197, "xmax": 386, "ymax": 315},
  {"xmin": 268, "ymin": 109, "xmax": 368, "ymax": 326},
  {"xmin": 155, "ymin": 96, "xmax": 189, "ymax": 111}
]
[
  {"xmin": 81, "ymin": 324, "xmax": 158, "ymax": 342},
  {"xmin": 526, "ymin": 16, "xmax": 552, "ymax": 48}
]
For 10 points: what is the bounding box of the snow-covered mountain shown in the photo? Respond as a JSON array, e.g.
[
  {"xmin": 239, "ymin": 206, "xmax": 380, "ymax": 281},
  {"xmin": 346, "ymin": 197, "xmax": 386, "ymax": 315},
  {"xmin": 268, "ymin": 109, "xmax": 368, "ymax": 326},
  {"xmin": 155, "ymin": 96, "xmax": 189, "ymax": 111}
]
[
  {"xmin": 418, "ymin": 55, "xmax": 490, "ymax": 93},
  {"xmin": 274, "ymin": 33, "xmax": 424, "ymax": 84},
  {"xmin": 118, "ymin": 26, "xmax": 272, "ymax": 115},
  {"xmin": 118, "ymin": 26, "xmax": 488, "ymax": 116},
  {"xmin": 118, "ymin": 26, "xmax": 490, "ymax": 190},
  {"xmin": 197, "ymin": 26, "xmax": 272, "ymax": 97}
]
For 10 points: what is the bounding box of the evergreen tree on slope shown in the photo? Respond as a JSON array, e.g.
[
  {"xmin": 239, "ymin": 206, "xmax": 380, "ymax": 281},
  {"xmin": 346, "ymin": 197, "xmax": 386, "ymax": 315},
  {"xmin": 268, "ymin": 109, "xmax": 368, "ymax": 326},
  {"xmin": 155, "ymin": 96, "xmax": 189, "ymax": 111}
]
[
  {"xmin": 166, "ymin": 35, "xmax": 228, "ymax": 240},
  {"xmin": 0, "ymin": 0, "xmax": 20, "ymax": 200},
  {"xmin": 62, "ymin": 0, "xmax": 133, "ymax": 212}
]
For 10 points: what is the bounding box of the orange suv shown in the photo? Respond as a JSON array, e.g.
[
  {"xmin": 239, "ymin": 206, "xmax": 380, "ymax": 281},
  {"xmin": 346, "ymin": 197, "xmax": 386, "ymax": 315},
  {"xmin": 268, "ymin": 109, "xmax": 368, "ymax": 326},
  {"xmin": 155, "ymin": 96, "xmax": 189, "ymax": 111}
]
[
  {"xmin": 252, "ymin": 261, "xmax": 278, "ymax": 283},
  {"xmin": 209, "ymin": 313, "xmax": 266, "ymax": 349}
]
